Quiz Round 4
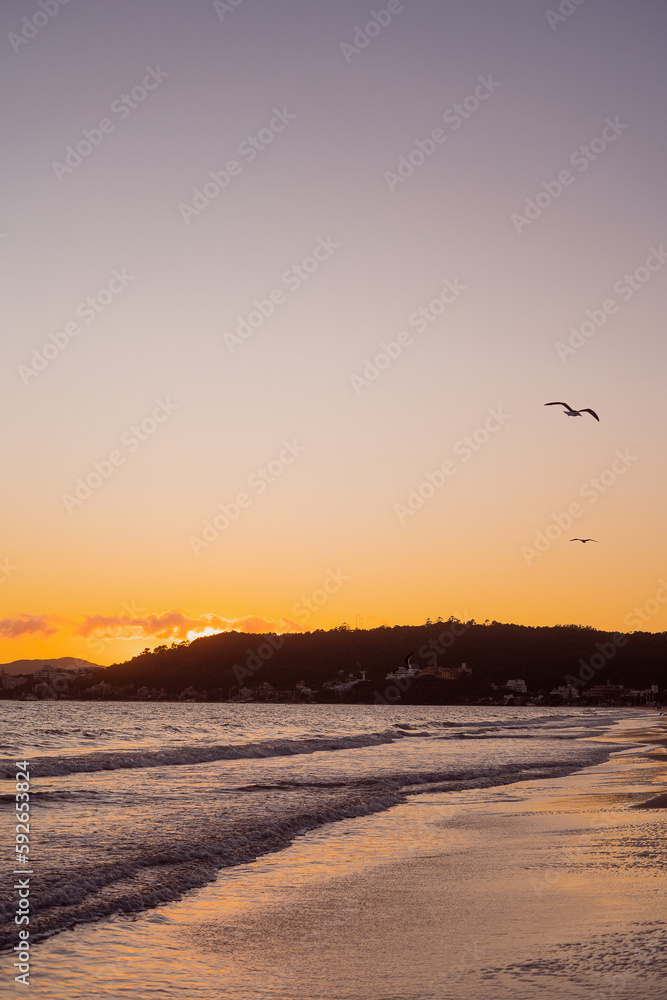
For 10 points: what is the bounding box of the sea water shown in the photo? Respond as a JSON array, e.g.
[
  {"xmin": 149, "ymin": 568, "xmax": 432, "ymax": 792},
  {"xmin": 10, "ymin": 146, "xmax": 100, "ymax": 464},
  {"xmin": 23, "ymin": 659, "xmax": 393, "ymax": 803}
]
[{"xmin": 0, "ymin": 702, "xmax": 632, "ymax": 952}]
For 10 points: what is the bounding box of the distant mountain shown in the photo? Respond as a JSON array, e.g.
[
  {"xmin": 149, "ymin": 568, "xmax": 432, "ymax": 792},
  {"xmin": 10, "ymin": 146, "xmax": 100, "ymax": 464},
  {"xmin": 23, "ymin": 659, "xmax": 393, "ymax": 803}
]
[{"xmin": 0, "ymin": 657, "xmax": 102, "ymax": 676}]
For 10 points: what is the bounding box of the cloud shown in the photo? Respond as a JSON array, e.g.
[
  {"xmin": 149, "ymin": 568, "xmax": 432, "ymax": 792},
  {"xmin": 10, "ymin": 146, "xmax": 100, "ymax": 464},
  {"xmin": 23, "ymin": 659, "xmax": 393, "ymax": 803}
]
[
  {"xmin": 0, "ymin": 614, "xmax": 64, "ymax": 639},
  {"xmin": 74, "ymin": 611, "xmax": 308, "ymax": 641},
  {"xmin": 0, "ymin": 610, "xmax": 308, "ymax": 643}
]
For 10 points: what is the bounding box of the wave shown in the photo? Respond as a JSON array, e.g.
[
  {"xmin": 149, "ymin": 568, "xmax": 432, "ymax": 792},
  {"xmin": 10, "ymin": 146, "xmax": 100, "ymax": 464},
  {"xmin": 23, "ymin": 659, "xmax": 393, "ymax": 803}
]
[
  {"xmin": 0, "ymin": 729, "xmax": 426, "ymax": 779},
  {"xmin": 0, "ymin": 752, "xmax": 607, "ymax": 952},
  {"xmin": 0, "ymin": 789, "xmax": 102, "ymax": 805},
  {"xmin": 0, "ymin": 712, "xmax": 616, "ymax": 779},
  {"xmin": 0, "ymin": 786, "xmax": 405, "ymax": 950},
  {"xmin": 448, "ymin": 731, "xmax": 579, "ymax": 740}
]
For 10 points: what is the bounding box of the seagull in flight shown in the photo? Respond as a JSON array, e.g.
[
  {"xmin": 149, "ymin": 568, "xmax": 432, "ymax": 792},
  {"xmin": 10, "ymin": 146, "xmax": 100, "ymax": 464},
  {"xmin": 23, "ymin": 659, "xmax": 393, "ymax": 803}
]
[
  {"xmin": 545, "ymin": 402, "xmax": 599, "ymax": 421},
  {"xmin": 570, "ymin": 538, "xmax": 598, "ymax": 543}
]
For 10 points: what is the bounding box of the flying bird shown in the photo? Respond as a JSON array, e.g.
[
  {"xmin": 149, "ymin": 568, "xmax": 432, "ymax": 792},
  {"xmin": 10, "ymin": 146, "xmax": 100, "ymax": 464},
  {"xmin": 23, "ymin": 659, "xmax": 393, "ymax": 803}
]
[
  {"xmin": 570, "ymin": 538, "xmax": 598, "ymax": 543},
  {"xmin": 545, "ymin": 402, "xmax": 599, "ymax": 421}
]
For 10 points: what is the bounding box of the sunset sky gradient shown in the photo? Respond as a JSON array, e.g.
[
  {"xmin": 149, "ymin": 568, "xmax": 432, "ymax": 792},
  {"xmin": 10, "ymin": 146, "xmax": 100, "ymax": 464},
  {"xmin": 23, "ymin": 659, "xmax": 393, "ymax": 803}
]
[{"xmin": 2, "ymin": 0, "xmax": 666, "ymax": 665}]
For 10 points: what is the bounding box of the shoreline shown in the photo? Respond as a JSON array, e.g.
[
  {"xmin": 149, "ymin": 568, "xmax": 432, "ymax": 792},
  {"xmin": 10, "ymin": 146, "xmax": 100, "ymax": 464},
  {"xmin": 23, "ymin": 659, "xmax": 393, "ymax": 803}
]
[
  {"xmin": 21, "ymin": 713, "xmax": 667, "ymax": 999},
  {"xmin": 3, "ymin": 696, "xmax": 663, "ymax": 707}
]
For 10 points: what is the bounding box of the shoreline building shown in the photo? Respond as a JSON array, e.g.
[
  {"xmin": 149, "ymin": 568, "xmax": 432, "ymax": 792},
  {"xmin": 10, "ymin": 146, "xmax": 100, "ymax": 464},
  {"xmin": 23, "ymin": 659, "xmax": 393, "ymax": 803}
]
[{"xmin": 386, "ymin": 658, "xmax": 472, "ymax": 682}]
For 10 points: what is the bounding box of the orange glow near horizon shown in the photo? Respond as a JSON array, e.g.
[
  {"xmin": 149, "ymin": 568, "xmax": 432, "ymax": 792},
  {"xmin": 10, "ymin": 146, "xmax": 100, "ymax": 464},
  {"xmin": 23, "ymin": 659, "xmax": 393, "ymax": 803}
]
[{"xmin": 2, "ymin": 3, "xmax": 666, "ymax": 669}]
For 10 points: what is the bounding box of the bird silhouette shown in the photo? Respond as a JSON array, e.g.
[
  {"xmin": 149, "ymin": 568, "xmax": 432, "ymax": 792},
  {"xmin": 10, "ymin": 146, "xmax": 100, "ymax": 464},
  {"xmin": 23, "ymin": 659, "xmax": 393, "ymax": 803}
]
[
  {"xmin": 570, "ymin": 538, "xmax": 598, "ymax": 543},
  {"xmin": 545, "ymin": 402, "xmax": 599, "ymax": 421}
]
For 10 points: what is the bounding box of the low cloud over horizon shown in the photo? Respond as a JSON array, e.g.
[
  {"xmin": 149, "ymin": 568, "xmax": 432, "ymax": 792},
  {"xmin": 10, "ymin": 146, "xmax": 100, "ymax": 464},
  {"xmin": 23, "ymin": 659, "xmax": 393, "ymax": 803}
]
[
  {"xmin": 0, "ymin": 614, "xmax": 69, "ymax": 639},
  {"xmin": 0, "ymin": 611, "xmax": 309, "ymax": 645}
]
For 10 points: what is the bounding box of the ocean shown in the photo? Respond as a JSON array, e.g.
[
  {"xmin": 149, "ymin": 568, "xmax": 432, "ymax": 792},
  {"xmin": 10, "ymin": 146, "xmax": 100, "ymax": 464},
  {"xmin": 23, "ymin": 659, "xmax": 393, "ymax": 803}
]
[{"xmin": 1, "ymin": 702, "xmax": 664, "ymax": 998}]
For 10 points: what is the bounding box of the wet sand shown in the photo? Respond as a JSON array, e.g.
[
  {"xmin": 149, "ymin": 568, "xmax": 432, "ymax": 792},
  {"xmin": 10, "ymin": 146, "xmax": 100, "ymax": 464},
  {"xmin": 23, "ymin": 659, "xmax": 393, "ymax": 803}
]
[{"xmin": 24, "ymin": 716, "xmax": 667, "ymax": 1000}]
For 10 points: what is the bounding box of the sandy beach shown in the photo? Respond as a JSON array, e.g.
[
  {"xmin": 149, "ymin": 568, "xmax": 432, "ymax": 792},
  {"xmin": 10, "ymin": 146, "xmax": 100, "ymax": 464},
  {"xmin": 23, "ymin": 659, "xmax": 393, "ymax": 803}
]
[{"xmin": 20, "ymin": 713, "xmax": 667, "ymax": 1000}]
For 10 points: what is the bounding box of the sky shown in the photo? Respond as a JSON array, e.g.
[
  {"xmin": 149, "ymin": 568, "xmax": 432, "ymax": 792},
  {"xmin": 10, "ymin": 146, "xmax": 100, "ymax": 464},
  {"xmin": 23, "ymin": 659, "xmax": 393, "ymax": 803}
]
[{"xmin": 1, "ymin": 0, "xmax": 666, "ymax": 665}]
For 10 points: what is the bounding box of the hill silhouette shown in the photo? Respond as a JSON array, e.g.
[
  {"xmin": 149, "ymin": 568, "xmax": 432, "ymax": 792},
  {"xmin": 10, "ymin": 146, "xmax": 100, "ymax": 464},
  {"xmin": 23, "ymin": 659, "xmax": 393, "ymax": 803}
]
[{"xmin": 91, "ymin": 619, "xmax": 666, "ymax": 703}]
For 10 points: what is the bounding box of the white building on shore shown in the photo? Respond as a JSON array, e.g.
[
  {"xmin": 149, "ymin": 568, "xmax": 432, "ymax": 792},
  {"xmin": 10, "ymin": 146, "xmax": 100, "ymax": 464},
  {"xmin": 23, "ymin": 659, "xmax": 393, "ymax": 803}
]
[{"xmin": 506, "ymin": 679, "xmax": 527, "ymax": 694}]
